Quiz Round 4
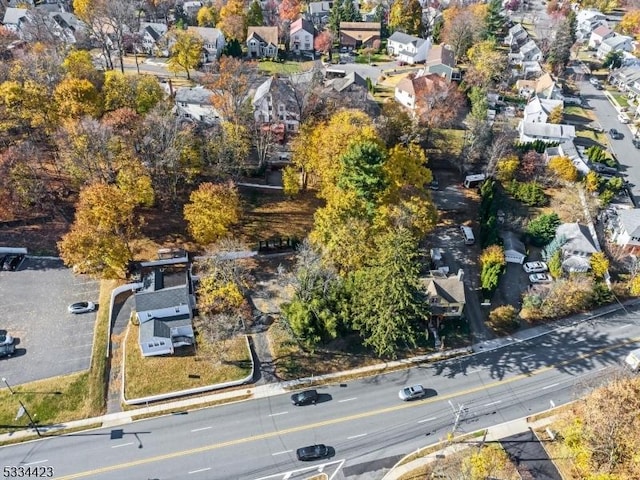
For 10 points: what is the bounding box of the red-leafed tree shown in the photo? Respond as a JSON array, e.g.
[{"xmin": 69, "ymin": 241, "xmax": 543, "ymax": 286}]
[
  {"xmin": 279, "ymin": 0, "xmax": 302, "ymax": 22},
  {"xmin": 414, "ymin": 74, "xmax": 465, "ymax": 133},
  {"xmin": 314, "ymin": 30, "xmax": 333, "ymax": 54}
]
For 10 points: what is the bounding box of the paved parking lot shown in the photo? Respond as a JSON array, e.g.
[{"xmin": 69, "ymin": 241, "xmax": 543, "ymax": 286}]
[{"xmin": 0, "ymin": 257, "xmax": 100, "ymax": 386}]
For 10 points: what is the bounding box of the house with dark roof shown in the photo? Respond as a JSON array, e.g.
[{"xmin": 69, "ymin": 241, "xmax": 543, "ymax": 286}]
[
  {"xmin": 187, "ymin": 26, "xmax": 226, "ymax": 62},
  {"xmin": 387, "ymin": 32, "xmax": 431, "ymax": 65},
  {"xmin": 504, "ymin": 23, "xmax": 528, "ymax": 47},
  {"xmin": 247, "ymin": 26, "xmax": 279, "ymax": 59},
  {"xmin": 555, "ymin": 223, "xmax": 598, "ymax": 273},
  {"xmin": 139, "ymin": 22, "xmax": 168, "ymax": 55},
  {"xmin": 325, "ymin": 71, "xmax": 368, "ymax": 92},
  {"xmin": 135, "ymin": 257, "xmax": 196, "ymax": 357},
  {"xmin": 252, "ymin": 76, "xmax": 300, "ymax": 133},
  {"xmin": 339, "ymin": 22, "xmax": 380, "ymax": 50},
  {"xmin": 421, "ymin": 269, "xmax": 466, "ymax": 325}
]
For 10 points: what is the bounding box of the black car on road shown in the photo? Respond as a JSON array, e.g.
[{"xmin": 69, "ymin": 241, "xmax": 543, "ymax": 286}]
[
  {"xmin": 296, "ymin": 444, "xmax": 331, "ymax": 461},
  {"xmin": 609, "ymin": 128, "xmax": 623, "ymax": 140},
  {"xmin": 291, "ymin": 389, "xmax": 319, "ymax": 406}
]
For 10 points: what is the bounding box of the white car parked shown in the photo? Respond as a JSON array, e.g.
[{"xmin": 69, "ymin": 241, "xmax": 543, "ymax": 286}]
[
  {"xmin": 529, "ymin": 273, "xmax": 553, "ymax": 284},
  {"xmin": 523, "ymin": 261, "xmax": 548, "ymax": 273}
]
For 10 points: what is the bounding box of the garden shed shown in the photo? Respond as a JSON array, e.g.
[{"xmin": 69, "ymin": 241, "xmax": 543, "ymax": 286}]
[{"xmin": 500, "ymin": 231, "xmax": 527, "ymax": 264}]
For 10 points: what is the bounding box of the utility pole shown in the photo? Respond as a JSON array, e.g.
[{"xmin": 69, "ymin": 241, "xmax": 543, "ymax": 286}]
[
  {"xmin": 15, "ymin": 400, "xmax": 42, "ymax": 437},
  {"xmin": 448, "ymin": 399, "xmax": 467, "ymax": 438}
]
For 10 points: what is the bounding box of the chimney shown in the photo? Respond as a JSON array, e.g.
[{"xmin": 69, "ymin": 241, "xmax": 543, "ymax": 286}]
[{"xmin": 457, "ymin": 269, "xmax": 464, "ymax": 281}]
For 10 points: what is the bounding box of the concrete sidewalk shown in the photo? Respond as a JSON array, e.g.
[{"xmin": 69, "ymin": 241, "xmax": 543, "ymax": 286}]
[
  {"xmin": 3, "ymin": 296, "xmax": 638, "ymax": 445},
  {"xmin": 381, "ymin": 416, "xmax": 558, "ymax": 480}
]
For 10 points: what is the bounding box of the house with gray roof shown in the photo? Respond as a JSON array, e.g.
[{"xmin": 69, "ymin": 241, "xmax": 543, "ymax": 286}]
[
  {"xmin": 500, "ymin": 231, "xmax": 526, "ymax": 264},
  {"xmin": 387, "ymin": 32, "xmax": 431, "ymax": 65},
  {"xmin": 174, "ymin": 86, "xmax": 222, "ymax": 125},
  {"xmin": 523, "ymin": 96, "xmax": 564, "ymax": 124},
  {"xmin": 252, "ymin": 76, "xmax": 300, "ymax": 133},
  {"xmin": 422, "ymin": 43, "xmax": 460, "ymax": 81},
  {"xmin": 609, "ymin": 209, "xmax": 640, "ymax": 252},
  {"xmin": 139, "ymin": 22, "xmax": 168, "ymax": 56},
  {"xmin": 544, "ymin": 140, "xmax": 590, "ymax": 175},
  {"xmin": 421, "ymin": 269, "xmax": 466, "ymax": 325},
  {"xmin": 2, "ymin": 8, "xmax": 29, "ymax": 34},
  {"xmin": 518, "ymin": 121, "xmax": 576, "ymax": 144},
  {"xmin": 504, "ymin": 22, "xmax": 528, "ymax": 47},
  {"xmin": 187, "ymin": 26, "xmax": 226, "ymax": 62},
  {"xmin": 135, "ymin": 257, "xmax": 196, "ymax": 357},
  {"xmin": 597, "ymin": 34, "xmax": 633, "ymax": 59},
  {"xmin": 555, "ymin": 223, "xmax": 598, "ymax": 273},
  {"xmin": 509, "ymin": 39, "xmax": 543, "ymax": 65}
]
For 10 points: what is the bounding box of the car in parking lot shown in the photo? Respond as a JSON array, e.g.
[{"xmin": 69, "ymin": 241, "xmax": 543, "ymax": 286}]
[
  {"xmin": 399, "ymin": 384, "xmax": 426, "ymax": 401},
  {"xmin": 523, "ymin": 261, "xmax": 548, "ymax": 273},
  {"xmin": 291, "ymin": 389, "xmax": 319, "ymax": 406},
  {"xmin": 529, "ymin": 273, "xmax": 553, "ymax": 284},
  {"xmin": 68, "ymin": 301, "xmax": 96, "ymax": 314},
  {"xmin": 609, "ymin": 128, "xmax": 623, "ymax": 140},
  {"xmin": 296, "ymin": 444, "xmax": 331, "ymax": 461}
]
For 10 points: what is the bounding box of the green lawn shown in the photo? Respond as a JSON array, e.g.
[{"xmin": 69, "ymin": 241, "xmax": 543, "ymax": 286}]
[
  {"xmin": 609, "ymin": 91, "xmax": 630, "ymax": 108},
  {"xmin": 257, "ymin": 60, "xmax": 315, "ymax": 75},
  {"xmin": 354, "ymin": 52, "xmax": 392, "ymax": 64}
]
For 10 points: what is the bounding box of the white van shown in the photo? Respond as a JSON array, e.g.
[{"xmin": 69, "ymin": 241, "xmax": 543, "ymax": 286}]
[
  {"xmin": 460, "ymin": 225, "xmax": 475, "ymax": 245},
  {"xmin": 463, "ymin": 174, "xmax": 486, "ymax": 188},
  {"xmin": 618, "ymin": 112, "xmax": 630, "ymax": 124}
]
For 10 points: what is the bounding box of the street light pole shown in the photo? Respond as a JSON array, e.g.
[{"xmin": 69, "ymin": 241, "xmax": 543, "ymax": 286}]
[
  {"xmin": 2, "ymin": 377, "xmax": 15, "ymax": 395},
  {"xmin": 16, "ymin": 400, "xmax": 42, "ymax": 437}
]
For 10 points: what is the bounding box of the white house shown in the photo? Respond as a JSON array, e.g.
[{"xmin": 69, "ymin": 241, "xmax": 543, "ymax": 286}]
[
  {"xmin": 518, "ymin": 121, "xmax": 576, "ymax": 144},
  {"xmin": 290, "ymin": 18, "xmax": 314, "ymax": 53},
  {"xmin": 576, "ymin": 9, "xmax": 606, "ymax": 40},
  {"xmin": 252, "ymin": 76, "xmax": 300, "ymax": 132},
  {"xmin": 588, "ymin": 24, "xmax": 614, "ymax": 49},
  {"xmin": 187, "ymin": 26, "xmax": 226, "ymax": 62},
  {"xmin": 174, "ymin": 86, "xmax": 222, "ymax": 125},
  {"xmin": 183, "ymin": 0, "xmax": 204, "ymax": 17},
  {"xmin": 246, "ymin": 26, "xmax": 279, "ymax": 59},
  {"xmin": 135, "ymin": 258, "xmax": 196, "ymax": 357},
  {"xmin": 139, "ymin": 22, "xmax": 168, "ymax": 55},
  {"xmin": 387, "ymin": 31, "xmax": 431, "ymax": 65},
  {"xmin": 523, "ymin": 96, "xmax": 564, "ymax": 123},
  {"xmin": 555, "ymin": 223, "xmax": 598, "ymax": 273},
  {"xmin": 2, "ymin": 8, "xmax": 29, "ymax": 34},
  {"xmin": 394, "ymin": 72, "xmax": 448, "ymax": 111},
  {"xmin": 504, "ymin": 23, "xmax": 528, "ymax": 47},
  {"xmin": 597, "ymin": 34, "xmax": 634, "ymax": 59},
  {"xmin": 509, "ymin": 39, "xmax": 543, "ymax": 65},
  {"xmin": 609, "ymin": 209, "xmax": 640, "ymax": 252}
]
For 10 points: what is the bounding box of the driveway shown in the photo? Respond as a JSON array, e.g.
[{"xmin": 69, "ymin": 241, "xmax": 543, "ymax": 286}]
[{"xmin": 0, "ymin": 257, "xmax": 100, "ymax": 386}]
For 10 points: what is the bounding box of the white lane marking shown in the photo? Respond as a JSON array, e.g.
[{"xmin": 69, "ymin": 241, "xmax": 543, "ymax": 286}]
[
  {"xmin": 542, "ymin": 383, "xmax": 559, "ymax": 390},
  {"xmin": 191, "ymin": 426, "xmax": 212, "ymax": 432},
  {"xmin": 418, "ymin": 417, "xmax": 437, "ymax": 423},
  {"xmin": 522, "ymin": 354, "xmax": 535, "ymax": 360},
  {"xmin": 111, "ymin": 442, "xmax": 134, "ymax": 449},
  {"xmin": 347, "ymin": 433, "xmax": 367, "ymax": 439},
  {"xmin": 271, "ymin": 450, "xmax": 293, "ymax": 456},
  {"xmin": 484, "ymin": 400, "xmax": 502, "ymax": 406},
  {"xmin": 268, "ymin": 411, "xmax": 288, "ymax": 417},
  {"xmin": 338, "ymin": 397, "xmax": 357, "ymax": 403},
  {"xmin": 615, "ymin": 324, "xmax": 631, "ymax": 330},
  {"xmin": 188, "ymin": 468, "xmax": 212, "ymax": 474},
  {"xmin": 23, "ymin": 460, "xmax": 48, "ymax": 466}
]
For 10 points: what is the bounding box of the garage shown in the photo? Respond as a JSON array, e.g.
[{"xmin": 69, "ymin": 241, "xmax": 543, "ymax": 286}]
[{"xmin": 501, "ymin": 231, "xmax": 527, "ymax": 264}]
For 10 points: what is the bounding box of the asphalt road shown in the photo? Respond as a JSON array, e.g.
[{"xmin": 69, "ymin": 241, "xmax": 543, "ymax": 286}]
[
  {"xmin": 578, "ymin": 78, "xmax": 640, "ymax": 201},
  {"xmin": 3, "ymin": 305, "xmax": 640, "ymax": 480}
]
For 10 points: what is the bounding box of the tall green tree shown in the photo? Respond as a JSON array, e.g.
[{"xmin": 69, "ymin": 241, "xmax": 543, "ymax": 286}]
[
  {"xmin": 483, "ymin": 0, "xmax": 504, "ymax": 39},
  {"xmin": 351, "ymin": 227, "xmax": 429, "ymax": 358},
  {"xmin": 328, "ymin": 0, "xmax": 344, "ymax": 34},
  {"xmin": 341, "ymin": 0, "xmax": 362, "ymax": 22},
  {"xmin": 167, "ymin": 29, "xmax": 203, "ymax": 80},
  {"xmin": 338, "ymin": 140, "xmax": 388, "ymax": 217},
  {"xmin": 246, "ymin": 0, "xmax": 264, "ymax": 26}
]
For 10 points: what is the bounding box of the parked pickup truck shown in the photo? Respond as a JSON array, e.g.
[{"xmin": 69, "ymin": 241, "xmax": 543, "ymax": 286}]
[{"xmin": 624, "ymin": 348, "xmax": 640, "ymax": 372}]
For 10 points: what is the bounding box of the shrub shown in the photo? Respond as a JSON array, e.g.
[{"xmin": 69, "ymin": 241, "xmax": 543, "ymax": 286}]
[
  {"xmin": 548, "ymin": 249, "xmax": 563, "ymax": 279},
  {"xmin": 585, "ymin": 145, "xmax": 606, "ymax": 163},
  {"xmin": 584, "ymin": 171, "xmax": 600, "ymax": 193},
  {"xmin": 526, "ymin": 212, "xmax": 561, "ymax": 247},
  {"xmin": 480, "ymin": 245, "xmax": 506, "ymax": 294},
  {"xmin": 629, "ymin": 275, "xmax": 640, "ymax": 296},
  {"xmin": 548, "ymin": 156, "xmax": 578, "ymax": 182},
  {"xmin": 590, "ymin": 252, "xmax": 609, "ymax": 279},
  {"xmin": 488, "ymin": 305, "xmax": 519, "ymax": 334},
  {"xmin": 506, "ymin": 180, "xmax": 547, "ymax": 206}
]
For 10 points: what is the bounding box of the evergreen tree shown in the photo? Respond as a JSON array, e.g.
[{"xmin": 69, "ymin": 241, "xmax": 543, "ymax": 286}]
[
  {"xmin": 223, "ymin": 38, "xmax": 243, "ymax": 57},
  {"xmin": 484, "ymin": 0, "xmax": 504, "ymax": 40},
  {"xmin": 246, "ymin": 0, "xmax": 264, "ymax": 26},
  {"xmin": 342, "ymin": 0, "xmax": 361, "ymax": 22},
  {"xmin": 329, "ymin": 0, "xmax": 344, "ymax": 34},
  {"xmin": 351, "ymin": 227, "xmax": 429, "ymax": 358}
]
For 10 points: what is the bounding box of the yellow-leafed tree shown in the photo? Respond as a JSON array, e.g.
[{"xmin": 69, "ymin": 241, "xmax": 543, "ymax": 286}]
[
  {"xmin": 548, "ymin": 155, "xmax": 578, "ymax": 182},
  {"xmin": 53, "ymin": 77, "xmax": 101, "ymax": 119},
  {"xmin": 184, "ymin": 182, "xmax": 240, "ymax": 245},
  {"xmin": 167, "ymin": 29, "xmax": 203, "ymax": 80}
]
